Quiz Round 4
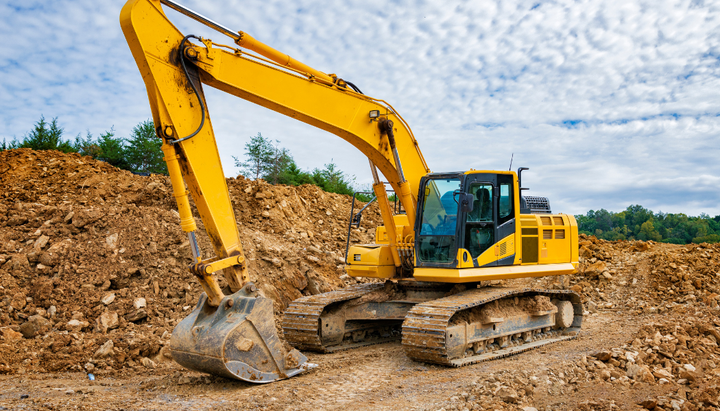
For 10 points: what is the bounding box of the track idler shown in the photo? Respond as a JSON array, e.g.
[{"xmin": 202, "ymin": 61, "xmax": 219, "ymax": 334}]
[{"xmin": 170, "ymin": 283, "xmax": 316, "ymax": 383}]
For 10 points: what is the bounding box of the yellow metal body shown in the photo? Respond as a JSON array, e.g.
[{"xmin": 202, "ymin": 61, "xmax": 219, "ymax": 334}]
[
  {"xmin": 120, "ymin": 0, "xmax": 430, "ymax": 300},
  {"xmin": 122, "ymin": 0, "xmax": 577, "ymax": 294},
  {"xmin": 347, "ymin": 170, "xmax": 579, "ymax": 282}
]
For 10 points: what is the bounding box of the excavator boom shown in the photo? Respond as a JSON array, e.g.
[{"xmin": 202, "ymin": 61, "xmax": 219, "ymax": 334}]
[{"xmin": 120, "ymin": 0, "xmax": 429, "ymax": 382}]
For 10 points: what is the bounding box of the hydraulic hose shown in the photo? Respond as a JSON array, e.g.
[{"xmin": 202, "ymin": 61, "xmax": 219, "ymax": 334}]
[{"xmin": 167, "ymin": 35, "xmax": 206, "ymax": 144}]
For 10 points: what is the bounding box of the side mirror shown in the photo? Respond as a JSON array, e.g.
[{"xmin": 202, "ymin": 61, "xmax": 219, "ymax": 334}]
[{"xmin": 459, "ymin": 193, "xmax": 474, "ymax": 213}]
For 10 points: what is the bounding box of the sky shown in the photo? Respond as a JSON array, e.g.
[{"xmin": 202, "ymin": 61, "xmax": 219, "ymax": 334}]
[{"xmin": 2, "ymin": 0, "xmax": 720, "ymax": 217}]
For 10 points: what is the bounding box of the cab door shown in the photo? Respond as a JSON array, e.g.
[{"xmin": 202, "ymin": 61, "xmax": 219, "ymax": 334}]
[
  {"xmin": 495, "ymin": 174, "xmax": 516, "ymax": 266},
  {"xmin": 461, "ymin": 174, "xmax": 497, "ymax": 266},
  {"xmin": 460, "ymin": 173, "xmax": 516, "ymax": 267}
]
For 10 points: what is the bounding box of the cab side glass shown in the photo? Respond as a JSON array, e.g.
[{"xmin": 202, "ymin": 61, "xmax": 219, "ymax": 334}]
[{"xmin": 499, "ymin": 183, "xmax": 511, "ymax": 219}]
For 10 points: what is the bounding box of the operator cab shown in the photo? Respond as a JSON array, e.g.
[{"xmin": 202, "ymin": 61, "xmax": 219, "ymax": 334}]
[{"xmin": 414, "ymin": 171, "xmax": 517, "ymax": 269}]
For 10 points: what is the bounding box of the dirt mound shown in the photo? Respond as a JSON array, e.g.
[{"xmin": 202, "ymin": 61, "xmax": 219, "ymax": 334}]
[
  {"xmin": 435, "ymin": 234, "xmax": 720, "ymax": 411},
  {"xmin": 0, "ymin": 149, "xmax": 381, "ymax": 374},
  {"xmin": 3, "ymin": 149, "xmax": 720, "ymax": 411}
]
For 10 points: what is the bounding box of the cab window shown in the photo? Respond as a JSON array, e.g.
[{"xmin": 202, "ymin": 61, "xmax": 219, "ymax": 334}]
[
  {"xmin": 417, "ymin": 178, "xmax": 461, "ymax": 263},
  {"xmin": 497, "ymin": 175, "xmax": 514, "ymax": 224}
]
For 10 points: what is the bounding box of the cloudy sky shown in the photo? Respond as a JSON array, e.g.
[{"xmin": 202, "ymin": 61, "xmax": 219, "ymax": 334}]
[{"xmin": 2, "ymin": 0, "xmax": 719, "ymax": 217}]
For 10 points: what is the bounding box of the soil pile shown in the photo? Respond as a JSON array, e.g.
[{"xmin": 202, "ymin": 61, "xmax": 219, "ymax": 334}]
[
  {"xmin": 2, "ymin": 149, "xmax": 720, "ymax": 411},
  {"xmin": 435, "ymin": 236, "xmax": 720, "ymax": 411},
  {"xmin": 0, "ymin": 149, "xmax": 381, "ymax": 374}
]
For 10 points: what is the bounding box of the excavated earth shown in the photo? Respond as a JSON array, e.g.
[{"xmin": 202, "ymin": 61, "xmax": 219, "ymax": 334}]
[{"xmin": 0, "ymin": 149, "xmax": 719, "ymax": 410}]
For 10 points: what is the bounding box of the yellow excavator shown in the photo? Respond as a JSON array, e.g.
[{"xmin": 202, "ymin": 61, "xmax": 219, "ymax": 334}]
[{"xmin": 121, "ymin": 0, "xmax": 582, "ymax": 382}]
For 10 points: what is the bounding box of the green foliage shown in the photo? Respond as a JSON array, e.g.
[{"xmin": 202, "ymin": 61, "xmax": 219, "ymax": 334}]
[
  {"xmin": 264, "ymin": 147, "xmax": 294, "ymax": 185},
  {"xmin": 234, "ymin": 133, "xmax": 364, "ymax": 197},
  {"xmin": 18, "ymin": 116, "xmax": 74, "ymax": 152},
  {"xmin": 311, "ymin": 161, "xmax": 356, "ymax": 196},
  {"xmin": 124, "ymin": 120, "xmax": 167, "ymax": 174},
  {"xmin": 661, "ymin": 238, "xmax": 687, "ymax": 245},
  {"xmin": 692, "ymin": 234, "xmax": 720, "ymax": 244},
  {"xmin": 576, "ymin": 205, "xmax": 720, "ymax": 245},
  {"xmin": 74, "ymin": 131, "xmax": 101, "ymax": 158},
  {"xmin": 278, "ymin": 161, "xmax": 317, "ymax": 186},
  {"xmin": 0, "ymin": 138, "xmax": 16, "ymax": 151},
  {"xmin": 234, "ymin": 133, "xmax": 275, "ymax": 180},
  {"xmin": 8, "ymin": 116, "xmax": 167, "ymax": 175},
  {"xmin": 98, "ymin": 129, "xmax": 130, "ymax": 170},
  {"xmin": 638, "ymin": 219, "xmax": 662, "ymax": 242}
]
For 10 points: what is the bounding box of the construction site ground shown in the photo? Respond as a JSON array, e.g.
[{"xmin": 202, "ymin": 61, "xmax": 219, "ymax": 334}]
[{"xmin": 1, "ymin": 149, "xmax": 719, "ymax": 410}]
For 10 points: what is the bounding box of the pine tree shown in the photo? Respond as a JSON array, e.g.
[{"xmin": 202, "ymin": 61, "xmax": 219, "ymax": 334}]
[
  {"xmin": 20, "ymin": 116, "xmax": 74, "ymax": 152},
  {"xmin": 125, "ymin": 120, "xmax": 167, "ymax": 174}
]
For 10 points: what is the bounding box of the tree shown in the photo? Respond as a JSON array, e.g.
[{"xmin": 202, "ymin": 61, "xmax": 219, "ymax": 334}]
[
  {"xmin": 74, "ymin": 131, "xmax": 102, "ymax": 158},
  {"xmin": 638, "ymin": 219, "xmax": 661, "ymax": 242},
  {"xmin": 0, "ymin": 138, "xmax": 15, "ymax": 151},
  {"xmin": 279, "ymin": 161, "xmax": 316, "ymax": 186},
  {"xmin": 692, "ymin": 234, "xmax": 720, "ymax": 244},
  {"xmin": 125, "ymin": 120, "xmax": 167, "ymax": 174},
  {"xmin": 264, "ymin": 146, "xmax": 294, "ymax": 185},
  {"xmin": 234, "ymin": 133, "xmax": 275, "ymax": 179},
  {"xmin": 311, "ymin": 160, "xmax": 356, "ymax": 196},
  {"xmin": 19, "ymin": 116, "xmax": 74, "ymax": 152},
  {"xmin": 98, "ymin": 129, "xmax": 130, "ymax": 169}
]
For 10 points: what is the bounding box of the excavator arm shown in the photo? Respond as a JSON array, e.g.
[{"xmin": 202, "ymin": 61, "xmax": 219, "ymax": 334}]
[
  {"xmin": 120, "ymin": 0, "xmax": 429, "ymax": 382},
  {"xmin": 121, "ymin": 0, "xmax": 429, "ymax": 293}
]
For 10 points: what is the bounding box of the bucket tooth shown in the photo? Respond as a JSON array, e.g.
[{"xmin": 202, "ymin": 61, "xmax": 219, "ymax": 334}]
[{"xmin": 170, "ymin": 283, "xmax": 316, "ymax": 383}]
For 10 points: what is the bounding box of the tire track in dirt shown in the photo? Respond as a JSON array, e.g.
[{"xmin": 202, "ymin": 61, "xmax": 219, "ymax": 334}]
[{"xmin": 294, "ymin": 348, "xmax": 401, "ymax": 410}]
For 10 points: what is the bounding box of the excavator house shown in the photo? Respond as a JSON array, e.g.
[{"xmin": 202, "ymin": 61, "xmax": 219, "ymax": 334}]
[{"xmin": 121, "ymin": 0, "xmax": 583, "ymax": 383}]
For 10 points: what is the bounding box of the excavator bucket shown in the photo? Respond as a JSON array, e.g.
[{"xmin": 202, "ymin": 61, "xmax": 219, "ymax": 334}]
[{"xmin": 169, "ymin": 284, "xmax": 315, "ymax": 383}]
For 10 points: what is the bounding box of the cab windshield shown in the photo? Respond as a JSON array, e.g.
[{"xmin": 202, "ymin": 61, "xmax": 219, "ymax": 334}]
[{"xmin": 417, "ymin": 178, "xmax": 461, "ymax": 263}]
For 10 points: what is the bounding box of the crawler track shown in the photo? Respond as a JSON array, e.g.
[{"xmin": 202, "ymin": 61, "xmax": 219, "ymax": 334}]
[
  {"xmin": 282, "ymin": 283, "xmax": 390, "ymax": 352},
  {"xmin": 402, "ymin": 287, "xmax": 583, "ymax": 366}
]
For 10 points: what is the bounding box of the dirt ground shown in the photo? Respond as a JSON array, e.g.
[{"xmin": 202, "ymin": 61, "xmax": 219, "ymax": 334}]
[{"xmin": 1, "ymin": 149, "xmax": 719, "ymax": 410}]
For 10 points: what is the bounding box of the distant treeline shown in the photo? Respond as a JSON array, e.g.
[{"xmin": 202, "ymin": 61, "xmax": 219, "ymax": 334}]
[
  {"xmin": 1, "ymin": 116, "xmax": 167, "ymax": 175},
  {"xmin": 575, "ymin": 205, "xmax": 720, "ymax": 244},
  {"xmin": 1, "ymin": 118, "xmax": 370, "ymax": 199}
]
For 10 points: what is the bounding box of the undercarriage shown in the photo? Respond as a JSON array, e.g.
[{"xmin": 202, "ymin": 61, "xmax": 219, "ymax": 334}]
[{"xmin": 282, "ymin": 281, "xmax": 583, "ymax": 365}]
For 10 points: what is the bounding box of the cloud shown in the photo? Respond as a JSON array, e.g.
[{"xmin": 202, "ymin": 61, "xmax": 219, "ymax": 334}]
[{"xmin": 1, "ymin": 0, "xmax": 719, "ymax": 217}]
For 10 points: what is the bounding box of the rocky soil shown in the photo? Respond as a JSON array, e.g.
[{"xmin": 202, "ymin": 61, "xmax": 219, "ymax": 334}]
[
  {"xmin": 0, "ymin": 149, "xmax": 719, "ymax": 410},
  {"xmin": 0, "ymin": 149, "xmax": 381, "ymax": 375}
]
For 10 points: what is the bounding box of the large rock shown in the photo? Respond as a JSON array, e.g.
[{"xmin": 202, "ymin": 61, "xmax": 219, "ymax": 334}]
[
  {"xmin": 125, "ymin": 308, "xmax": 148, "ymax": 323},
  {"xmin": 101, "ymin": 293, "xmax": 116, "ymax": 305},
  {"xmin": 38, "ymin": 252, "xmax": 58, "ymax": 267},
  {"xmin": 95, "ymin": 340, "xmax": 114, "ymax": 359},
  {"xmin": 65, "ymin": 319, "xmax": 90, "ymax": 332},
  {"xmin": 0, "ymin": 328, "xmax": 23, "ymax": 341},
  {"xmin": 653, "ymin": 369, "xmax": 673, "ymax": 379},
  {"xmin": 592, "ymin": 350, "xmax": 612, "ymax": 362},
  {"xmin": 495, "ymin": 386, "xmax": 519, "ymax": 403},
  {"xmin": 105, "ymin": 233, "xmax": 119, "ymax": 249},
  {"xmin": 6, "ymin": 215, "xmax": 28, "ymax": 226},
  {"xmin": 627, "ymin": 364, "xmax": 654, "ymax": 383},
  {"xmin": 96, "ymin": 311, "xmax": 119, "ymax": 333},
  {"xmin": 33, "ymin": 235, "xmax": 50, "ymax": 251},
  {"xmin": 585, "ymin": 261, "xmax": 608, "ymax": 278},
  {"xmin": 39, "ymin": 239, "xmax": 72, "ymax": 267},
  {"xmin": 72, "ymin": 208, "xmax": 102, "ymax": 228},
  {"xmin": 7, "ymin": 254, "xmax": 30, "ymax": 273},
  {"xmin": 19, "ymin": 315, "xmax": 52, "ymax": 338},
  {"xmin": 9, "ymin": 292, "xmax": 27, "ymax": 310}
]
